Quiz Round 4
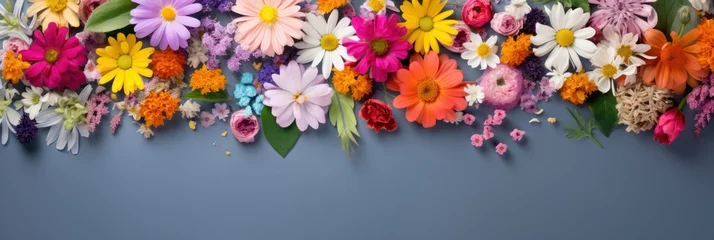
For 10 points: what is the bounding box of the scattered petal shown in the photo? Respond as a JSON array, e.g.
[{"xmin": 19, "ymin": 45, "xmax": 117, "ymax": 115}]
[{"xmin": 529, "ymin": 118, "xmax": 540, "ymax": 123}]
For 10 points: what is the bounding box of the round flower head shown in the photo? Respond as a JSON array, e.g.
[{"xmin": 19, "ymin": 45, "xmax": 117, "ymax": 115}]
[
  {"xmin": 641, "ymin": 28, "xmax": 707, "ymax": 95},
  {"xmin": 444, "ymin": 21, "xmax": 472, "ymax": 53},
  {"xmin": 96, "ymin": 33, "xmax": 156, "ymax": 94},
  {"xmin": 232, "ymin": 0, "xmax": 305, "ymax": 56},
  {"xmin": 263, "ymin": 61, "xmax": 334, "ymax": 132},
  {"xmin": 504, "ymin": 0, "xmax": 531, "ymax": 19},
  {"xmin": 296, "ymin": 10, "xmax": 356, "ymax": 78},
  {"xmin": 478, "ymin": 64, "xmax": 523, "ymax": 110},
  {"xmin": 461, "ymin": 0, "xmax": 492, "ymax": 29},
  {"xmin": 130, "ymin": 0, "xmax": 202, "ymax": 50},
  {"xmin": 27, "ymin": 0, "xmax": 80, "ymax": 29},
  {"xmin": 343, "ymin": 14, "xmax": 411, "ymax": 82},
  {"xmin": 531, "ymin": 3, "xmax": 597, "ymax": 72},
  {"xmin": 20, "ymin": 23, "xmax": 88, "ymax": 91},
  {"xmin": 461, "ymin": 34, "xmax": 499, "ymax": 70},
  {"xmin": 230, "ymin": 110, "xmax": 260, "ymax": 143},
  {"xmin": 588, "ymin": 47, "xmax": 637, "ymax": 93},
  {"xmin": 589, "ymin": 0, "xmax": 658, "ymax": 37},
  {"xmin": 401, "ymin": 0, "xmax": 458, "ymax": 54}
]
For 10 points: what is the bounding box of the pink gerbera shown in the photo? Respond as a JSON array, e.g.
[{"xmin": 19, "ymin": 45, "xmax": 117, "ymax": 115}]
[
  {"xmin": 20, "ymin": 22, "xmax": 87, "ymax": 90},
  {"xmin": 232, "ymin": 0, "xmax": 305, "ymax": 56},
  {"xmin": 588, "ymin": 0, "xmax": 658, "ymax": 36},
  {"xmin": 342, "ymin": 14, "xmax": 411, "ymax": 82}
]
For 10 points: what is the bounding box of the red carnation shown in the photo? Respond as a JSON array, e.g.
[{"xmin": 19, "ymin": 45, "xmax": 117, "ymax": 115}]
[{"xmin": 359, "ymin": 99, "xmax": 397, "ymax": 133}]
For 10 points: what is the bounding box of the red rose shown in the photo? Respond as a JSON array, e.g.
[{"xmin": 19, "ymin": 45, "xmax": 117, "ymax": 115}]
[{"xmin": 359, "ymin": 99, "xmax": 397, "ymax": 133}]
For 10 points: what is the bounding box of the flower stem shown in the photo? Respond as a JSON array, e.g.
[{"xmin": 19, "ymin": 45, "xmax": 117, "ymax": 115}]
[
  {"xmin": 678, "ymin": 93, "xmax": 690, "ymax": 111},
  {"xmin": 589, "ymin": 135, "xmax": 603, "ymax": 148},
  {"xmin": 678, "ymin": 24, "xmax": 686, "ymax": 37}
]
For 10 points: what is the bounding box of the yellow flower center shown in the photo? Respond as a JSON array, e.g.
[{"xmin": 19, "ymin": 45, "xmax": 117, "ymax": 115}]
[
  {"xmin": 419, "ymin": 17, "xmax": 433, "ymax": 32},
  {"xmin": 602, "ymin": 64, "xmax": 617, "ymax": 79},
  {"xmin": 44, "ymin": 49, "xmax": 59, "ymax": 63},
  {"xmin": 117, "ymin": 55, "xmax": 133, "ymax": 70},
  {"xmin": 555, "ymin": 29, "xmax": 575, "ymax": 47},
  {"xmin": 617, "ymin": 45, "xmax": 633, "ymax": 62},
  {"xmin": 293, "ymin": 93, "xmax": 307, "ymax": 104},
  {"xmin": 320, "ymin": 34, "xmax": 339, "ymax": 51},
  {"xmin": 259, "ymin": 6, "xmax": 278, "ymax": 24},
  {"xmin": 367, "ymin": 0, "xmax": 385, "ymax": 11},
  {"xmin": 161, "ymin": 6, "xmax": 177, "ymax": 21},
  {"xmin": 46, "ymin": 0, "xmax": 68, "ymax": 13},
  {"xmin": 369, "ymin": 38, "xmax": 389, "ymax": 56},
  {"xmin": 417, "ymin": 78, "xmax": 440, "ymax": 102},
  {"xmin": 476, "ymin": 43, "xmax": 491, "ymax": 57}
]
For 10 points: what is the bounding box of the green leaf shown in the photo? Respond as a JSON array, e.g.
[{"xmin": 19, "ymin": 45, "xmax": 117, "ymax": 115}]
[
  {"xmin": 328, "ymin": 92, "xmax": 360, "ymax": 154},
  {"xmin": 653, "ymin": 0, "xmax": 684, "ymax": 35},
  {"xmin": 564, "ymin": 108, "xmax": 604, "ymax": 148},
  {"xmin": 183, "ymin": 89, "xmax": 230, "ymax": 102},
  {"xmin": 569, "ymin": 0, "xmax": 590, "ymax": 12},
  {"xmin": 671, "ymin": 6, "xmax": 700, "ymax": 36},
  {"xmin": 532, "ymin": 0, "xmax": 553, "ymax": 4},
  {"xmin": 260, "ymin": 107, "xmax": 301, "ymax": 158},
  {"xmin": 84, "ymin": 0, "xmax": 136, "ymax": 33},
  {"xmin": 588, "ymin": 92, "xmax": 619, "ymax": 137}
]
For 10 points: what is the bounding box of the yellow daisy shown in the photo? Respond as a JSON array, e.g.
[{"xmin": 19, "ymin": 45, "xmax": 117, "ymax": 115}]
[
  {"xmin": 27, "ymin": 0, "xmax": 81, "ymax": 29},
  {"xmin": 96, "ymin": 33, "xmax": 155, "ymax": 94},
  {"xmin": 400, "ymin": 0, "xmax": 458, "ymax": 54}
]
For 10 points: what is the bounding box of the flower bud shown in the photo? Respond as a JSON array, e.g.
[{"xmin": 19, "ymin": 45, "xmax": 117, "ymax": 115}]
[{"xmin": 679, "ymin": 6, "xmax": 692, "ymax": 26}]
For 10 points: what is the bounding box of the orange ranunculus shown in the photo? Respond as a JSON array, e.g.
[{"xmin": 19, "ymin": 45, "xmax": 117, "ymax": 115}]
[
  {"xmin": 640, "ymin": 28, "xmax": 709, "ymax": 95},
  {"xmin": 392, "ymin": 52, "xmax": 467, "ymax": 128}
]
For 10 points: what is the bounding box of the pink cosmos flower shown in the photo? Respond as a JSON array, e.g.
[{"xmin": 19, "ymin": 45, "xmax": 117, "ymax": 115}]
[
  {"xmin": 470, "ymin": 134, "xmax": 484, "ymax": 147},
  {"xmin": 212, "ymin": 103, "xmax": 230, "ymax": 121},
  {"xmin": 492, "ymin": 109, "xmax": 506, "ymax": 125},
  {"xmin": 463, "ymin": 113, "xmax": 476, "ymax": 125},
  {"xmin": 230, "ymin": 110, "xmax": 260, "ymax": 143},
  {"xmin": 130, "ymin": 0, "xmax": 202, "ymax": 50},
  {"xmin": 495, "ymin": 143, "xmax": 508, "ymax": 155},
  {"xmin": 233, "ymin": 0, "xmax": 305, "ymax": 56},
  {"xmin": 342, "ymin": 14, "xmax": 411, "ymax": 82},
  {"xmin": 510, "ymin": 128, "xmax": 525, "ymax": 141},
  {"xmin": 588, "ymin": 0, "xmax": 658, "ymax": 36},
  {"xmin": 483, "ymin": 125, "xmax": 494, "ymax": 140},
  {"xmin": 200, "ymin": 111, "xmax": 215, "ymax": 127},
  {"xmin": 263, "ymin": 61, "xmax": 334, "ymax": 131},
  {"xmin": 20, "ymin": 22, "xmax": 87, "ymax": 90}
]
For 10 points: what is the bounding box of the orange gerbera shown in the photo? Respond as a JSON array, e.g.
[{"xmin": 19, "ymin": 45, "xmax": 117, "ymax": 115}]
[
  {"xmin": 640, "ymin": 29, "xmax": 709, "ymax": 95},
  {"xmin": 391, "ymin": 52, "xmax": 467, "ymax": 128}
]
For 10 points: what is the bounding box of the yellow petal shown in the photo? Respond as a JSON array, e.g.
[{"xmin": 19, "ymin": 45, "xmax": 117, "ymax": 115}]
[
  {"xmin": 121, "ymin": 41, "xmax": 130, "ymax": 55},
  {"xmin": 130, "ymin": 41, "xmax": 143, "ymax": 55},
  {"xmin": 26, "ymin": 2, "xmax": 47, "ymax": 16},
  {"xmin": 428, "ymin": 34, "xmax": 440, "ymax": 53},
  {"xmin": 133, "ymin": 67, "xmax": 153, "ymax": 78},
  {"xmin": 62, "ymin": 7, "xmax": 79, "ymax": 27},
  {"xmin": 432, "ymin": 30, "xmax": 453, "ymax": 46},
  {"xmin": 105, "ymin": 46, "xmax": 120, "ymax": 59},
  {"xmin": 117, "ymin": 33, "xmax": 126, "ymax": 43},
  {"xmin": 432, "ymin": 11, "xmax": 452, "ymax": 22},
  {"xmin": 133, "ymin": 48, "xmax": 155, "ymax": 60},
  {"xmin": 99, "ymin": 68, "xmax": 119, "ymax": 85},
  {"xmin": 112, "ymin": 70, "xmax": 125, "ymax": 93}
]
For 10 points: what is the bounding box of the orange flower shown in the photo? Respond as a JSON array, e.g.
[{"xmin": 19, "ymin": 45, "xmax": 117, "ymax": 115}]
[
  {"xmin": 151, "ymin": 49, "xmax": 186, "ymax": 79},
  {"xmin": 500, "ymin": 33, "xmax": 532, "ymax": 67},
  {"xmin": 332, "ymin": 66, "xmax": 373, "ymax": 101},
  {"xmin": 139, "ymin": 91, "xmax": 180, "ymax": 128},
  {"xmin": 560, "ymin": 72, "xmax": 598, "ymax": 105},
  {"xmin": 640, "ymin": 29, "xmax": 709, "ymax": 95},
  {"xmin": 317, "ymin": 0, "xmax": 347, "ymax": 13},
  {"xmin": 2, "ymin": 52, "xmax": 30, "ymax": 84},
  {"xmin": 190, "ymin": 65, "xmax": 226, "ymax": 95},
  {"xmin": 392, "ymin": 52, "xmax": 467, "ymax": 128},
  {"xmin": 697, "ymin": 19, "xmax": 714, "ymax": 70}
]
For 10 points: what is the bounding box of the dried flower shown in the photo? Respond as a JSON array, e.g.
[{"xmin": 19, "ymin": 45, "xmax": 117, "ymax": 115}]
[
  {"xmin": 179, "ymin": 100, "xmax": 200, "ymax": 119},
  {"xmin": 547, "ymin": 117, "xmax": 556, "ymax": 123},
  {"xmin": 86, "ymin": 92, "xmax": 112, "ymax": 133},
  {"xmin": 687, "ymin": 73, "xmax": 714, "ymax": 136},
  {"xmin": 615, "ymin": 82, "xmax": 673, "ymax": 133}
]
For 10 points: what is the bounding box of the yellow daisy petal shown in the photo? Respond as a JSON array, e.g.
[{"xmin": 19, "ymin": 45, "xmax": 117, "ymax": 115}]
[
  {"xmin": 67, "ymin": 1, "xmax": 79, "ymax": 12},
  {"xmin": 99, "ymin": 68, "xmax": 119, "ymax": 85},
  {"xmin": 105, "ymin": 46, "xmax": 120, "ymax": 59},
  {"xmin": 428, "ymin": 34, "xmax": 440, "ymax": 53},
  {"xmin": 108, "ymin": 36, "xmax": 119, "ymax": 49},
  {"xmin": 117, "ymin": 33, "xmax": 126, "ymax": 43},
  {"xmin": 133, "ymin": 67, "xmax": 153, "ymax": 78},
  {"xmin": 112, "ymin": 70, "xmax": 125, "ymax": 93},
  {"xmin": 133, "ymin": 48, "xmax": 155, "ymax": 59},
  {"xmin": 432, "ymin": 30, "xmax": 454, "ymax": 46},
  {"xmin": 123, "ymin": 69, "xmax": 137, "ymax": 95},
  {"xmin": 62, "ymin": 7, "xmax": 79, "ymax": 27},
  {"xmin": 432, "ymin": 11, "xmax": 451, "ymax": 22},
  {"xmin": 414, "ymin": 31, "xmax": 424, "ymax": 53},
  {"xmin": 120, "ymin": 41, "xmax": 130, "ymax": 55},
  {"xmin": 26, "ymin": 2, "xmax": 47, "ymax": 16},
  {"xmin": 130, "ymin": 40, "xmax": 143, "ymax": 55},
  {"xmin": 132, "ymin": 59, "xmax": 151, "ymax": 68}
]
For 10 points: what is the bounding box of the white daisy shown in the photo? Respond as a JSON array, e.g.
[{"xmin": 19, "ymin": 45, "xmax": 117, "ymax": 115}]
[
  {"xmin": 532, "ymin": 3, "xmax": 597, "ymax": 72},
  {"xmin": 505, "ymin": 0, "xmax": 532, "ymax": 19},
  {"xmin": 546, "ymin": 64, "xmax": 572, "ymax": 90},
  {"xmin": 588, "ymin": 47, "xmax": 637, "ymax": 93},
  {"xmin": 0, "ymin": 0, "xmax": 36, "ymax": 44},
  {"xmin": 295, "ymin": 10, "xmax": 356, "ymax": 78},
  {"xmin": 19, "ymin": 86, "xmax": 48, "ymax": 120},
  {"xmin": 464, "ymin": 84, "xmax": 485, "ymax": 106},
  {"xmin": 0, "ymin": 89, "xmax": 20, "ymax": 145},
  {"xmin": 35, "ymin": 85, "xmax": 92, "ymax": 155},
  {"xmin": 599, "ymin": 26, "xmax": 654, "ymax": 67},
  {"xmin": 461, "ymin": 34, "xmax": 499, "ymax": 70}
]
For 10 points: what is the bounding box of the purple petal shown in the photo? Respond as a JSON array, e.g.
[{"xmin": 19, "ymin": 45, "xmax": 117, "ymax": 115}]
[
  {"xmin": 176, "ymin": 3, "xmax": 201, "ymax": 15},
  {"xmin": 175, "ymin": 15, "xmax": 199, "ymax": 27},
  {"xmin": 134, "ymin": 18, "xmax": 162, "ymax": 38},
  {"xmin": 149, "ymin": 22, "xmax": 167, "ymax": 47}
]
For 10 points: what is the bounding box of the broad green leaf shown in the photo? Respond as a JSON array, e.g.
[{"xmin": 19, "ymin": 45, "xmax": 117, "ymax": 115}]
[
  {"xmin": 532, "ymin": 0, "xmax": 553, "ymax": 4},
  {"xmin": 569, "ymin": 0, "xmax": 590, "ymax": 12},
  {"xmin": 588, "ymin": 92, "xmax": 619, "ymax": 137},
  {"xmin": 84, "ymin": 0, "xmax": 136, "ymax": 33},
  {"xmin": 183, "ymin": 89, "xmax": 230, "ymax": 102},
  {"xmin": 328, "ymin": 92, "xmax": 359, "ymax": 154},
  {"xmin": 261, "ymin": 107, "xmax": 301, "ymax": 158},
  {"xmin": 670, "ymin": 6, "xmax": 700, "ymax": 36},
  {"xmin": 653, "ymin": 0, "xmax": 684, "ymax": 35}
]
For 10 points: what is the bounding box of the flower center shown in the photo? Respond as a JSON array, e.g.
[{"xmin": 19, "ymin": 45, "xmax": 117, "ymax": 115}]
[
  {"xmin": 419, "ymin": 17, "xmax": 434, "ymax": 32},
  {"xmin": 417, "ymin": 78, "xmax": 440, "ymax": 102},
  {"xmin": 602, "ymin": 64, "xmax": 617, "ymax": 79},
  {"xmin": 32, "ymin": 94, "xmax": 41, "ymax": 104},
  {"xmin": 0, "ymin": 100, "xmax": 10, "ymax": 115},
  {"xmin": 161, "ymin": 6, "xmax": 177, "ymax": 21},
  {"xmin": 367, "ymin": 0, "xmax": 385, "ymax": 11},
  {"xmin": 117, "ymin": 55, "xmax": 133, "ymax": 70},
  {"xmin": 293, "ymin": 93, "xmax": 307, "ymax": 104},
  {"xmin": 476, "ymin": 43, "xmax": 491, "ymax": 57},
  {"xmin": 46, "ymin": 0, "xmax": 68, "ymax": 13},
  {"xmin": 496, "ymin": 78, "xmax": 505, "ymax": 86},
  {"xmin": 555, "ymin": 29, "xmax": 575, "ymax": 47},
  {"xmin": 320, "ymin": 34, "xmax": 339, "ymax": 51},
  {"xmin": 259, "ymin": 6, "xmax": 278, "ymax": 23},
  {"xmin": 369, "ymin": 38, "xmax": 390, "ymax": 56},
  {"xmin": 44, "ymin": 49, "xmax": 59, "ymax": 63},
  {"xmin": 55, "ymin": 96, "xmax": 88, "ymax": 131}
]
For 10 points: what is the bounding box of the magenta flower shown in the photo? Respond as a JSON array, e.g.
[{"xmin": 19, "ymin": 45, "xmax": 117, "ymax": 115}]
[
  {"xmin": 20, "ymin": 23, "xmax": 87, "ymax": 90},
  {"xmin": 130, "ymin": 0, "xmax": 202, "ymax": 50},
  {"xmin": 463, "ymin": 113, "xmax": 476, "ymax": 125},
  {"xmin": 470, "ymin": 134, "xmax": 484, "ymax": 147},
  {"xmin": 230, "ymin": 110, "xmax": 259, "ymax": 143},
  {"xmin": 483, "ymin": 125, "xmax": 494, "ymax": 140},
  {"xmin": 495, "ymin": 143, "xmax": 508, "ymax": 155},
  {"xmin": 588, "ymin": 0, "xmax": 658, "ymax": 36},
  {"xmin": 200, "ymin": 111, "xmax": 215, "ymax": 127},
  {"xmin": 342, "ymin": 14, "xmax": 411, "ymax": 82},
  {"xmin": 510, "ymin": 128, "xmax": 525, "ymax": 141}
]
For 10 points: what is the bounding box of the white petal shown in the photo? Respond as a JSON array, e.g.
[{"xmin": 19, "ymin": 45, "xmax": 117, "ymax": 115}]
[
  {"xmin": 46, "ymin": 124, "xmax": 61, "ymax": 145},
  {"xmin": 56, "ymin": 128, "xmax": 69, "ymax": 150}
]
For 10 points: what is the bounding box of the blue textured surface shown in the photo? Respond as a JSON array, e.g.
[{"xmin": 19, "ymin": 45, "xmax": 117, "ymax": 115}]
[{"xmin": 2, "ymin": 1, "xmax": 714, "ymax": 239}]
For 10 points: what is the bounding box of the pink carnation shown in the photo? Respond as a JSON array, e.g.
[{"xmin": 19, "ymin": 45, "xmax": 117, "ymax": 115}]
[
  {"xmin": 490, "ymin": 12, "xmax": 523, "ymax": 36},
  {"xmin": 479, "ymin": 64, "xmax": 524, "ymax": 111},
  {"xmin": 230, "ymin": 110, "xmax": 260, "ymax": 143},
  {"xmin": 510, "ymin": 128, "xmax": 525, "ymax": 141},
  {"xmin": 463, "ymin": 113, "xmax": 476, "ymax": 125}
]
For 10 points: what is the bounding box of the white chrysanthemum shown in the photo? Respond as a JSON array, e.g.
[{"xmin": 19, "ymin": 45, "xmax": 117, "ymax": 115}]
[
  {"xmin": 295, "ymin": 10, "xmax": 356, "ymax": 78},
  {"xmin": 588, "ymin": 47, "xmax": 637, "ymax": 93},
  {"xmin": 19, "ymin": 86, "xmax": 48, "ymax": 120},
  {"xmin": 0, "ymin": 89, "xmax": 20, "ymax": 145},
  {"xmin": 461, "ymin": 34, "xmax": 499, "ymax": 70},
  {"xmin": 532, "ymin": 3, "xmax": 597, "ymax": 72},
  {"xmin": 35, "ymin": 86, "xmax": 92, "ymax": 155},
  {"xmin": 600, "ymin": 26, "xmax": 654, "ymax": 67},
  {"xmin": 464, "ymin": 84, "xmax": 485, "ymax": 106},
  {"xmin": 505, "ymin": 0, "xmax": 532, "ymax": 19}
]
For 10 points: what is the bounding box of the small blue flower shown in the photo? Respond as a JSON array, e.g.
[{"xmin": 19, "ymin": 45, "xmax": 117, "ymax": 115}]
[
  {"xmin": 238, "ymin": 96, "xmax": 251, "ymax": 107},
  {"xmin": 233, "ymin": 84, "xmax": 246, "ymax": 99},
  {"xmin": 240, "ymin": 72, "xmax": 254, "ymax": 85},
  {"xmin": 243, "ymin": 106, "xmax": 253, "ymax": 116},
  {"xmin": 244, "ymin": 85, "xmax": 257, "ymax": 98},
  {"xmin": 252, "ymin": 95, "xmax": 264, "ymax": 115}
]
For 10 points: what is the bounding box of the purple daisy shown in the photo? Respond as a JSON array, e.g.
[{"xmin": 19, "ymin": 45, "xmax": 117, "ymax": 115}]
[{"xmin": 130, "ymin": 0, "xmax": 202, "ymax": 50}]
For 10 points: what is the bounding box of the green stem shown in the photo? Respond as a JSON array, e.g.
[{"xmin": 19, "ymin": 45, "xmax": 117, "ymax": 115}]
[
  {"xmin": 589, "ymin": 135, "xmax": 603, "ymax": 148},
  {"xmin": 678, "ymin": 93, "xmax": 690, "ymax": 111},
  {"xmin": 678, "ymin": 24, "xmax": 685, "ymax": 37}
]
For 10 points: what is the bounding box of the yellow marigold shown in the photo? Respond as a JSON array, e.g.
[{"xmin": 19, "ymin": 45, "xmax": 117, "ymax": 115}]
[
  {"xmin": 139, "ymin": 91, "xmax": 180, "ymax": 128},
  {"xmin": 332, "ymin": 66, "xmax": 373, "ymax": 100},
  {"xmin": 697, "ymin": 19, "xmax": 714, "ymax": 70},
  {"xmin": 500, "ymin": 33, "xmax": 532, "ymax": 67},
  {"xmin": 190, "ymin": 65, "xmax": 226, "ymax": 95},
  {"xmin": 151, "ymin": 49, "xmax": 186, "ymax": 79},
  {"xmin": 2, "ymin": 52, "xmax": 30, "ymax": 84},
  {"xmin": 560, "ymin": 72, "xmax": 598, "ymax": 105},
  {"xmin": 317, "ymin": 0, "xmax": 347, "ymax": 13}
]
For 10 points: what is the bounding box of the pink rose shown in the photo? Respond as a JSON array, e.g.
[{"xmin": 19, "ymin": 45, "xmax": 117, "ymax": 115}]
[
  {"xmin": 230, "ymin": 110, "xmax": 260, "ymax": 143},
  {"xmin": 491, "ymin": 12, "xmax": 523, "ymax": 36},
  {"xmin": 0, "ymin": 37, "xmax": 29, "ymax": 58},
  {"xmin": 654, "ymin": 108, "xmax": 685, "ymax": 144},
  {"xmin": 79, "ymin": 0, "xmax": 108, "ymax": 24},
  {"xmin": 462, "ymin": 0, "xmax": 493, "ymax": 29}
]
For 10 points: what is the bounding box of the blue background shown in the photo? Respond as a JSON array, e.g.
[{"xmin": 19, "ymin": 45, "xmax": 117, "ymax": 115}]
[{"xmin": 2, "ymin": 0, "xmax": 714, "ymax": 239}]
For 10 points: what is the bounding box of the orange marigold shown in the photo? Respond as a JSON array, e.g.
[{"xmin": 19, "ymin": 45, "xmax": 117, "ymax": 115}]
[
  {"xmin": 190, "ymin": 65, "xmax": 226, "ymax": 95},
  {"xmin": 151, "ymin": 49, "xmax": 186, "ymax": 78},
  {"xmin": 697, "ymin": 19, "xmax": 714, "ymax": 70},
  {"xmin": 500, "ymin": 33, "xmax": 532, "ymax": 67},
  {"xmin": 332, "ymin": 66, "xmax": 373, "ymax": 100},
  {"xmin": 2, "ymin": 52, "xmax": 30, "ymax": 84},
  {"xmin": 139, "ymin": 91, "xmax": 180, "ymax": 128},
  {"xmin": 560, "ymin": 72, "xmax": 598, "ymax": 105},
  {"xmin": 317, "ymin": 0, "xmax": 347, "ymax": 13}
]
